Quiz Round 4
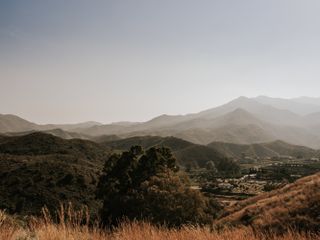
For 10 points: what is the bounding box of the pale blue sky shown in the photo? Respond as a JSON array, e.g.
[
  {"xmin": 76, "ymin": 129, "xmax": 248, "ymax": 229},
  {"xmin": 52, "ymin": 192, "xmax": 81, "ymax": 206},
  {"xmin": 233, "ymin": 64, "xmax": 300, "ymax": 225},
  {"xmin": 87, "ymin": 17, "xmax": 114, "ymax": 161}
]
[{"xmin": 1, "ymin": 0, "xmax": 320, "ymax": 124}]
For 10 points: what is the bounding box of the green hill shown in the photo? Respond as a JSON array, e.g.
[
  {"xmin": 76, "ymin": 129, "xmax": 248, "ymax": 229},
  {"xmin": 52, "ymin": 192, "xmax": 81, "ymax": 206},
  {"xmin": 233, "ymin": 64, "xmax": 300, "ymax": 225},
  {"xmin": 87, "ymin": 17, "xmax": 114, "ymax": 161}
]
[
  {"xmin": 0, "ymin": 132, "xmax": 110, "ymax": 217},
  {"xmin": 0, "ymin": 132, "xmax": 107, "ymax": 158},
  {"xmin": 0, "ymin": 133, "xmax": 238, "ymax": 217},
  {"xmin": 103, "ymin": 136, "xmax": 239, "ymax": 173},
  {"xmin": 207, "ymin": 140, "xmax": 317, "ymax": 160},
  {"xmin": 90, "ymin": 134, "xmax": 121, "ymax": 143},
  {"xmin": 103, "ymin": 135, "xmax": 191, "ymax": 151}
]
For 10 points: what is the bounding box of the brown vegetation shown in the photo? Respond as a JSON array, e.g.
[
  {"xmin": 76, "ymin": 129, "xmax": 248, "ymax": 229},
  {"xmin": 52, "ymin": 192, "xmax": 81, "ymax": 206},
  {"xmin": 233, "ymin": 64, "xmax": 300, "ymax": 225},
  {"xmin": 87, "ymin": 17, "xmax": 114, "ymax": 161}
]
[
  {"xmin": 217, "ymin": 172, "xmax": 320, "ymax": 232},
  {"xmin": 0, "ymin": 208, "xmax": 319, "ymax": 240}
]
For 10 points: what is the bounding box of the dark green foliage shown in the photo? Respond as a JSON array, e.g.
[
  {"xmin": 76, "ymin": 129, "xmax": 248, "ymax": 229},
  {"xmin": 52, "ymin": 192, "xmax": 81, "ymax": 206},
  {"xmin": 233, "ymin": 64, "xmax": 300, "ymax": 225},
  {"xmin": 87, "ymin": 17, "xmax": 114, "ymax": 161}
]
[
  {"xmin": 97, "ymin": 146, "xmax": 217, "ymax": 227},
  {"xmin": 214, "ymin": 157, "xmax": 240, "ymax": 175},
  {"xmin": 0, "ymin": 132, "xmax": 106, "ymax": 158},
  {"xmin": 205, "ymin": 161, "xmax": 216, "ymax": 171},
  {"xmin": 0, "ymin": 132, "xmax": 229, "ymax": 224},
  {"xmin": 0, "ymin": 133, "xmax": 110, "ymax": 218},
  {"xmin": 57, "ymin": 174, "xmax": 74, "ymax": 186},
  {"xmin": 103, "ymin": 136, "xmax": 240, "ymax": 175},
  {"xmin": 0, "ymin": 154, "xmax": 103, "ymax": 217}
]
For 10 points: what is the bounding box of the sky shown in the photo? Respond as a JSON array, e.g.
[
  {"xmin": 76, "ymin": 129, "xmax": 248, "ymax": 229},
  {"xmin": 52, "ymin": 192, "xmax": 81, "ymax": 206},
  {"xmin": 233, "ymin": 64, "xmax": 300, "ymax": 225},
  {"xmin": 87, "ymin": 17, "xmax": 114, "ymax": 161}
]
[{"xmin": 1, "ymin": 0, "xmax": 320, "ymax": 124}]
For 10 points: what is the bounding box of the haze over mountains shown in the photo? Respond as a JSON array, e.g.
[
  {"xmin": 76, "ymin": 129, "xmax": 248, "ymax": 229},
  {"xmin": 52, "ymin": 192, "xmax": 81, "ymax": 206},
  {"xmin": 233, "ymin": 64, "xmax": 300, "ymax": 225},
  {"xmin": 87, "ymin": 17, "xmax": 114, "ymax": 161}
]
[
  {"xmin": 0, "ymin": 114, "xmax": 101, "ymax": 134},
  {"xmin": 2, "ymin": 96, "xmax": 320, "ymax": 148},
  {"xmin": 208, "ymin": 140, "xmax": 319, "ymax": 160}
]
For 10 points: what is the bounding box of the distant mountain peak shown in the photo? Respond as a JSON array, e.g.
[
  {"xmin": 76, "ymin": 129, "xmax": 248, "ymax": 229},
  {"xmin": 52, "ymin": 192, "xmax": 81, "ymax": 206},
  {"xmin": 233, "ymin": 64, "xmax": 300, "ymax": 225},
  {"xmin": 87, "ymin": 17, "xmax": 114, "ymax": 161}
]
[
  {"xmin": 231, "ymin": 96, "xmax": 251, "ymax": 102},
  {"xmin": 234, "ymin": 96, "xmax": 249, "ymax": 100},
  {"xmin": 3, "ymin": 95, "xmax": 320, "ymax": 148}
]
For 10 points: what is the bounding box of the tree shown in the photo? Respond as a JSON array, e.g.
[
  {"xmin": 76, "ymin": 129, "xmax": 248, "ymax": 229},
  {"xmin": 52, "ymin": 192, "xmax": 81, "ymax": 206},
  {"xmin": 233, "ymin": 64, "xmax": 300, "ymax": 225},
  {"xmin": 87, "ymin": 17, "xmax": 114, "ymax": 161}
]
[
  {"xmin": 215, "ymin": 157, "xmax": 241, "ymax": 176},
  {"xmin": 96, "ymin": 146, "xmax": 217, "ymax": 227},
  {"xmin": 205, "ymin": 161, "xmax": 217, "ymax": 172}
]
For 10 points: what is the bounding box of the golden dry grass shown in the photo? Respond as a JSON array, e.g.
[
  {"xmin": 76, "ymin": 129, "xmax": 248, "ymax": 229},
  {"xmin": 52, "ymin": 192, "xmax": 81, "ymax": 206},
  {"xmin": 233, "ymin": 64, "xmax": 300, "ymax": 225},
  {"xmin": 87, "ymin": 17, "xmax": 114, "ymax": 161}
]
[
  {"xmin": 217, "ymin": 172, "xmax": 320, "ymax": 232},
  {"xmin": 1, "ymin": 173, "xmax": 320, "ymax": 239},
  {"xmin": 1, "ymin": 209, "xmax": 319, "ymax": 240}
]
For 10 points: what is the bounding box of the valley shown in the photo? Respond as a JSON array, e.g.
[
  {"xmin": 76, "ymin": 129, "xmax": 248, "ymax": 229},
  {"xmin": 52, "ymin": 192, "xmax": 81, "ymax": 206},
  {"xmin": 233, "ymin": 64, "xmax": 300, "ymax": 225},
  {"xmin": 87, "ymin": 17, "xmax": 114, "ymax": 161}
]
[
  {"xmin": 1, "ymin": 131, "xmax": 319, "ymax": 219},
  {"xmin": 3, "ymin": 1, "xmax": 320, "ymax": 238},
  {"xmin": 1, "ymin": 96, "xmax": 320, "ymax": 237}
]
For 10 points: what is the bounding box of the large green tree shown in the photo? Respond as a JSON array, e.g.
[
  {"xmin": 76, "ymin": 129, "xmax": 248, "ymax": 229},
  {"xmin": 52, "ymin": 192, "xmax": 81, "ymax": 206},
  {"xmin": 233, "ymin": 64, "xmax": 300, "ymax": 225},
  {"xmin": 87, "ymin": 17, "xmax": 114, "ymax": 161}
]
[{"xmin": 96, "ymin": 146, "xmax": 217, "ymax": 227}]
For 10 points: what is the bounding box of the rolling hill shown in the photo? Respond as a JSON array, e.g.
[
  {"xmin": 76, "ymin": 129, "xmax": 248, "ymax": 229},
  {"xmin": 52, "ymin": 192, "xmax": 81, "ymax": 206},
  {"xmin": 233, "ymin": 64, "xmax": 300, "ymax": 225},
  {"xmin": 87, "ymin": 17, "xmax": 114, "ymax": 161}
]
[
  {"xmin": 102, "ymin": 135, "xmax": 240, "ymax": 173},
  {"xmin": 208, "ymin": 140, "xmax": 318, "ymax": 160},
  {"xmin": 0, "ymin": 114, "xmax": 101, "ymax": 133},
  {"xmin": 3, "ymin": 128, "xmax": 91, "ymax": 140},
  {"xmin": 0, "ymin": 114, "xmax": 38, "ymax": 133},
  {"xmin": 0, "ymin": 132, "xmax": 109, "ymax": 217},
  {"xmin": 0, "ymin": 132, "xmax": 107, "ymax": 157},
  {"xmin": 217, "ymin": 172, "xmax": 320, "ymax": 232},
  {"xmin": 0, "ymin": 133, "xmax": 238, "ymax": 217}
]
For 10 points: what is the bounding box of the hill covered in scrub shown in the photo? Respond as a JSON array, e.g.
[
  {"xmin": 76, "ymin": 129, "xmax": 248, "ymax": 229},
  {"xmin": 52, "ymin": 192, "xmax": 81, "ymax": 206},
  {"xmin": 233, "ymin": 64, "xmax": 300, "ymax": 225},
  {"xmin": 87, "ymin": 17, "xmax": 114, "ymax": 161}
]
[
  {"xmin": 102, "ymin": 135, "xmax": 240, "ymax": 174},
  {"xmin": 0, "ymin": 132, "xmax": 107, "ymax": 158},
  {"xmin": 0, "ymin": 132, "xmax": 238, "ymax": 217},
  {"xmin": 0, "ymin": 132, "xmax": 110, "ymax": 217},
  {"xmin": 0, "ymin": 133, "xmax": 320, "ymax": 235},
  {"xmin": 217, "ymin": 172, "xmax": 320, "ymax": 233},
  {"xmin": 207, "ymin": 140, "xmax": 318, "ymax": 160}
]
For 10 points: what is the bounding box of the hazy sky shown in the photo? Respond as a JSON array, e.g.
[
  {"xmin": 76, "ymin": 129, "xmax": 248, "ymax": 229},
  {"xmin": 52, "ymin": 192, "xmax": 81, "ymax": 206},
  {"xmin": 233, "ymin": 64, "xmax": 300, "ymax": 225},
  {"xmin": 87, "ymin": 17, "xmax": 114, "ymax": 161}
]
[{"xmin": 1, "ymin": 0, "xmax": 320, "ymax": 124}]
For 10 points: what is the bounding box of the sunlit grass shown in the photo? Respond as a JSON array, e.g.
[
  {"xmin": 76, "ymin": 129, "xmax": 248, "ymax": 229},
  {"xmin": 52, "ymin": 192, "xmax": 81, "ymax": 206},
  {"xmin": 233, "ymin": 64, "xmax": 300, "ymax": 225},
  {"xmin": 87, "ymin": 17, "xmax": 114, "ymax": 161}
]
[{"xmin": 1, "ymin": 208, "xmax": 319, "ymax": 240}]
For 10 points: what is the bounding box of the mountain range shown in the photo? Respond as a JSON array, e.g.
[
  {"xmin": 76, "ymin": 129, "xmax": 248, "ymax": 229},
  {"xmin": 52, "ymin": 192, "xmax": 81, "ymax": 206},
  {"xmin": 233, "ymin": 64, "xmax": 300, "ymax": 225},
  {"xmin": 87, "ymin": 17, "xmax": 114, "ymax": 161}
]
[
  {"xmin": 2, "ymin": 96, "xmax": 320, "ymax": 148},
  {"xmin": 0, "ymin": 114, "xmax": 101, "ymax": 134}
]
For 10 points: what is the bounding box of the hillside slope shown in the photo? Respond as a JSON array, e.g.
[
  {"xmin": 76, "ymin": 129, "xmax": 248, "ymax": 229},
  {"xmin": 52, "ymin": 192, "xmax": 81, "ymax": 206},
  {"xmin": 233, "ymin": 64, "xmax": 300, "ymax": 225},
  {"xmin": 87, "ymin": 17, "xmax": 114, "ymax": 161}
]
[
  {"xmin": 217, "ymin": 172, "xmax": 320, "ymax": 232},
  {"xmin": 0, "ymin": 114, "xmax": 38, "ymax": 133},
  {"xmin": 103, "ymin": 136, "xmax": 240, "ymax": 174},
  {"xmin": 254, "ymin": 96, "xmax": 320, "ymax": 115},
  {"xmin": 0, "ymin": 114, "xmax": 101, "ymax": 133},
  {"xmin": 0, "ymin": 132, "xmax": 106, "ymax": 157},
  {"xmin": 4, "ymin": 96, "xmax": 320, "ymax": 148},
  {"xmin": 0, "ymin": 133, "xmax": 109, "ymax": 217},
  {"xmin": 208, "ymin": 140, "xmax": 317, "ymax": 159},
  {"xmin": 78, "ymin": 99, "xmax": 320, "ymax": 148},
  {"xmin": 3, "ymin": 128, "xmax": 91, "ymax": 140}
]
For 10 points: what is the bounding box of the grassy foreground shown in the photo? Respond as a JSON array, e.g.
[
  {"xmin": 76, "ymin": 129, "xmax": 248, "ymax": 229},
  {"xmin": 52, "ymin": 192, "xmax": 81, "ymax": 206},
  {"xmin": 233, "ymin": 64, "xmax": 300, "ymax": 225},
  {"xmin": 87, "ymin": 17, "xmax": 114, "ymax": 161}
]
[{"xmin": 1, "ymin": 210, "xmax": 319, "ymax": 240}]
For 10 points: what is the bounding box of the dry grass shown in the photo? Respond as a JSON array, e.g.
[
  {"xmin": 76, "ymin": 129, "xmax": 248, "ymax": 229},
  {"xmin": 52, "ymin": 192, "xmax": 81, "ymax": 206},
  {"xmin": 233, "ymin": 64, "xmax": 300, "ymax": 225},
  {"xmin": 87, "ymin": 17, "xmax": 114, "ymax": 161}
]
[
  {"xmin": 0, "ymin": 210, "xmax": 27, "ymax": 240},
  {"xmin": 1, "ymin": 173, "xmax": 320, "ymax": 239},
  {"xmin": 0, "ymin": 208, "xmax": 319, "ymax": 240},
  {"xmin": 217, "ymin": 172, "xmax": 320, "ymax": 232}
]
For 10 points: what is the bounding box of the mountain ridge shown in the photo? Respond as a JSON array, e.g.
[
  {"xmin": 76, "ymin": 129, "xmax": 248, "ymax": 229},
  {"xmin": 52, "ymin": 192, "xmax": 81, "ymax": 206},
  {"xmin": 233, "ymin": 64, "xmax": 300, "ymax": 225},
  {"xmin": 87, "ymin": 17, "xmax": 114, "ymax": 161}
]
[
  {"xmin": 3, "ymin": 96, "xmax": 320, "ymax": 148},
  {"xmin": 0, "ymin": 114, "xmax": 102, "ymax": 133},
  {"xmin": 208, "ymin": 140, "xmax": 318, "ymax": 160}
]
